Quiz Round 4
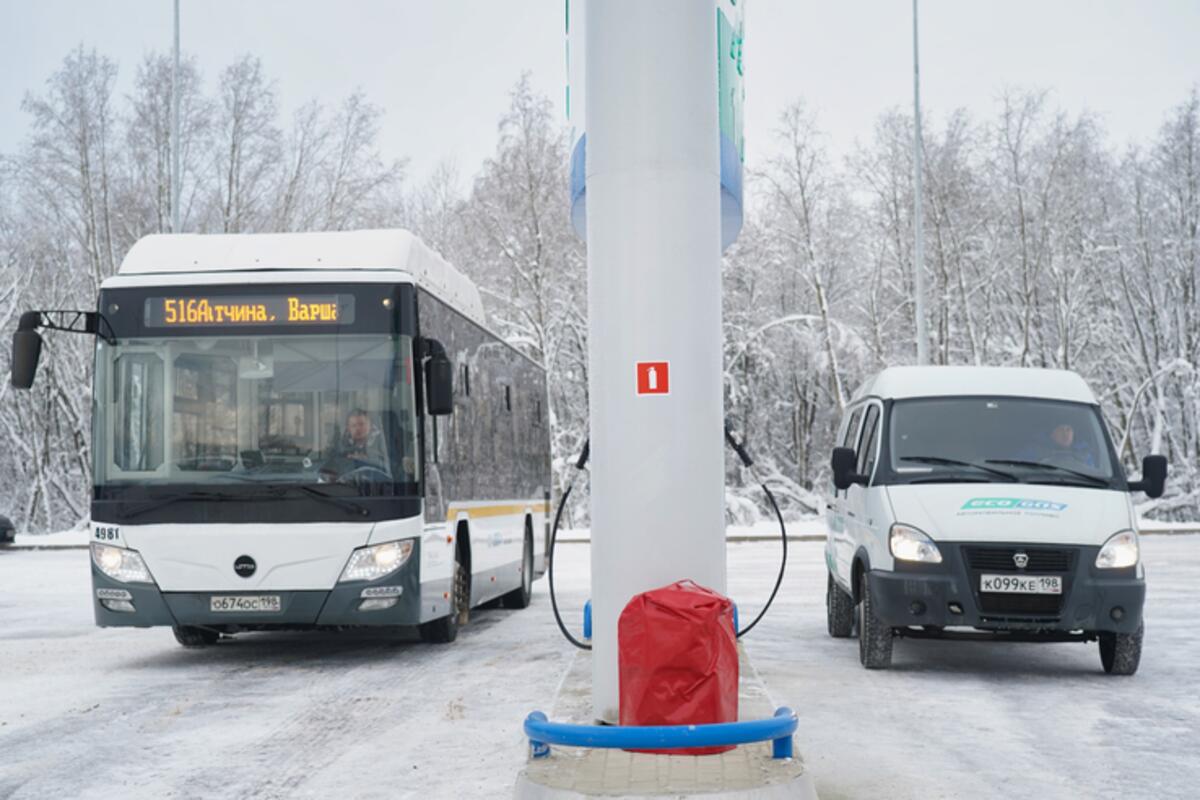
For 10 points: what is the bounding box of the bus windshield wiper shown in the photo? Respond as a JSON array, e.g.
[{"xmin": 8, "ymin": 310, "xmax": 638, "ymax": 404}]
[
  {"xmin": 280, "ymin": 485, "xmax": 370, "ymax": 517},
  {"xmin": 984, "ymin": 459, "xmax": 1110, "ymax": 487},
  {"xmin": 899, "ymin": 456, "xmax": 1018, "ymax": 482},
  {"xmin": 122, "ymin": 490, "xmax": 247, "ymax": 518}
]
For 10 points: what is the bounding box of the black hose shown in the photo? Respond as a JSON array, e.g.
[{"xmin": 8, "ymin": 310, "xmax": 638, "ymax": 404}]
[
  {"xmin": 724, "ymin": 423, "xmax": 788, "ymax": 638},
  {"xmin": 546, "ymin": 427, "xmax": 789, "ymax": 649},
  {"xmin": 548, "ymin": 445, "xmax": 592, "ymax": 650},
  {"xmin": 734, "ymin": 480, "xmax": 787, "ymax": 638}
]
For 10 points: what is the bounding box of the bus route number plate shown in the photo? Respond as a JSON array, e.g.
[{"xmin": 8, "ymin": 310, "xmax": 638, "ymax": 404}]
[{"xmin": 210, "ymin": 595, "xmax": 282, "ymax": 613}]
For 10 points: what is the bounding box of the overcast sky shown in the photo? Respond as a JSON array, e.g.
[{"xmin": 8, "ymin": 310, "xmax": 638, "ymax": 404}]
[{"xmin": 2, "ymin": 1, "xmax": 1198, "ymax": 190}]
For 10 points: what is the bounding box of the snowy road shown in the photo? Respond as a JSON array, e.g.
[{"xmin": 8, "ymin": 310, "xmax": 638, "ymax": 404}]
[{"xmin": 1, "ymin": 536, "xmax": 1198, "ymax": 799}]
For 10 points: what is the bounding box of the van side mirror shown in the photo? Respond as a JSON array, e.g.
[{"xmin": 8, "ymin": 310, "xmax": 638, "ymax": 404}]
[
  {"xmin": 1128, "ymin": 454, "xmax": 1167, "ymax": 498},
  {"xmin": 831, "ymin": 446, "xmax": 866, "ymax": 491},
  {"xmin": 11, "ymin": 312, "xmax": 45, "ymax": 389},
  {"xmin": 424, "ymin": 355, "xmax": 454, "ymax": 416}
]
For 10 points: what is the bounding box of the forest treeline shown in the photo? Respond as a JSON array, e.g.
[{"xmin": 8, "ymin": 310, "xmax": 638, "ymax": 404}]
[{"xmin": 1, "ymin": 47, "xmax": 1196, "ymax": 531}]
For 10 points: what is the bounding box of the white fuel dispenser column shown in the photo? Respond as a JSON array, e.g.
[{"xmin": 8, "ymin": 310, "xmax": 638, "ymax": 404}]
[{"xmin": 584, "ymin": 0, "xmax": 726, "ymax": 723}]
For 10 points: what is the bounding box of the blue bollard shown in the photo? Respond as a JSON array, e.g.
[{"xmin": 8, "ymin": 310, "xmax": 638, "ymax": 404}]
[
  {"xmin": 771, "ymin": 707, "xmax": 795, "ymax": 759},
  {"xmin": 732, "ymin": 602, "xmax": 739, "ymax": 636},
  {"xmin": 583, "ymin": 599, "xmax": 592, "ymax": 640},
  {"xmin": 527, "ymin": 711, "xmax": 551, "ymax": 759}
]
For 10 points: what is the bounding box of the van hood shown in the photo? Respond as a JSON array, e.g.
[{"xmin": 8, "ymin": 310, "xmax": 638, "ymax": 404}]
[{"xmin": 885, "ymin": 483, "xmax": 1133, "ymax": 546}]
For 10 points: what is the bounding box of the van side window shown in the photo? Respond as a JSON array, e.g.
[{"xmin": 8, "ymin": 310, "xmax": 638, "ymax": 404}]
[
  {"xmin": 842, "ymin": 407, "xmax": 863, "ymax": 448},
  {"xmin": 857, "ymin": 405, "xmax": 881, "ymax": 478}
]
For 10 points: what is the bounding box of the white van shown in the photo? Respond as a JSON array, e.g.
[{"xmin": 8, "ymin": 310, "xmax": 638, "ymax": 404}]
[{"xmin": 824, "ymin": 366, "xmax": 1166, "ymax": 674}]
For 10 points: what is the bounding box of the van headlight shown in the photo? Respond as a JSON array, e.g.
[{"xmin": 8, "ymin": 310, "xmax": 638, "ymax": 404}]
[
  {"xmin": 91, "ymin": 542, "xmax": 154, "ymax": 584},
  {"xmin": 889, "ymin": 524, "xmax": 943, "ymax": 564},
  {"xmin": 339, "ymin": 539, "xmax": 414, "ymax": 583},
  {"xmin": 1096, "ymin": 530, "xmax": 1139, "ymax": 569}
]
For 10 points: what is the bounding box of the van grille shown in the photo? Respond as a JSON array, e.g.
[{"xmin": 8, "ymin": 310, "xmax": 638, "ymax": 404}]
[{"xmin": 965, "ymin": 546, "xmax": 1073, "ymax": 573}]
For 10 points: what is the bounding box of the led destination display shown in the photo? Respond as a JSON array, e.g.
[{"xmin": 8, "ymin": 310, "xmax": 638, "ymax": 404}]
[{"xmin": 144, "ymin": 294, "xmax": 354, "ymax": 327}]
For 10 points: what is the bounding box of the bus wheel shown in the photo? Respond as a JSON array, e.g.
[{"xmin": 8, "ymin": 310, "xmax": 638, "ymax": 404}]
[
  {"xmin": 173, "ymin": 626, "xmax": 219, "ymax": 648},
  {"xmin": 501, "ymin": 530, "xmax": 534, "ymax": 610},
  {"xmin": 420, "ymin": 549, "xmax": 467, "ymax": 644}
]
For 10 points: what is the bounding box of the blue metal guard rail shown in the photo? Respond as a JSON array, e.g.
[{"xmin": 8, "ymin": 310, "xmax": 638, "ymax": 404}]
[{"xmin": 524, "ymin": 707, "xmax": 797, "ymax": 760}]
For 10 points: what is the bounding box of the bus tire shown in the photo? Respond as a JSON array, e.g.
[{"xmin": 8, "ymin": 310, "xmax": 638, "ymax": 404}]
[
  {"xmin": 501, "ymin": 527, "xmax": 534, "ymax": 610},
  {"xmin": 1099, "ymin": 622, "xmax": 1143, "ymax": 675},
  {"xmin": 857, "ymin": 577, "xmax": 893, "ymax": 669},
  {"xmin": 173, "ymin": 625, "xmax": 219, "ymax": 648},
  {"xmin": 420, "ymin": 546, "xmax": 467, "ymax": 644},
  {"xmin": 827, "ymin": 571, "xmax": 855, "ymax": 638}
]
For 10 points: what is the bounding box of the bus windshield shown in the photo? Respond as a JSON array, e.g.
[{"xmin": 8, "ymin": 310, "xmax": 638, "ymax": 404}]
[
  {"xmin": 93, "ymin": 333, "xmax": 419, "ymax": 494},
  {"xmin": 886, "ymin": 396, "xmax": 1119, "ymax": 488}
]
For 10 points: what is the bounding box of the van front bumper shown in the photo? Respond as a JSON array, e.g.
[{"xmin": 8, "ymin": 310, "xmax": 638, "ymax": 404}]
[{"xmin": 867, "ymin": 542, "xmax": 1144, "ymax": 636}]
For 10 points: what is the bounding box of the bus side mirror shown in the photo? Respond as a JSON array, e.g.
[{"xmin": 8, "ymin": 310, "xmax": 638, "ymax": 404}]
[
  {"xmin": 11, "ymin": 312, "xmax": 45, "ymax": 389},
  {"xmin": 831, "ymin": 446, "xmax": 865, "ymax": 491},
  {"xmin": 1129, "ymin": 454, "xmax": 1167, "ymax": 498},
  {"xmin": 425, "ymin": 355, "xmax": 454, "ymax": 416}
]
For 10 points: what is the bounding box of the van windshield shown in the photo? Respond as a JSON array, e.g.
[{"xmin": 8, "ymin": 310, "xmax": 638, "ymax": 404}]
[{"xmin": 886, "ymin": 396, "xmax": 1119, "ymax": 488}]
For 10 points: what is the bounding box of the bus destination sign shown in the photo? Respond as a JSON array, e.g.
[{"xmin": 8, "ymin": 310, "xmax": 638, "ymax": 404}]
[{"xmin": 144, "ymin": 295, "xmax": 354, "ymax": 327}]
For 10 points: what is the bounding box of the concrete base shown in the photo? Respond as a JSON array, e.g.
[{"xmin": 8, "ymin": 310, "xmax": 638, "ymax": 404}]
[{"xmin": 514, "ymin": 645, "xmax": 818, "ymax": 799}]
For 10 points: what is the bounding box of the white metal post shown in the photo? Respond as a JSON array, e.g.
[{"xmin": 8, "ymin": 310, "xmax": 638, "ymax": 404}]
[
  {"xmin": 585, "ymin": 0, "xmax": 726, "ymax": 723},
  {"xmin": 912, "ymin": 0, "xmax": 929, "ymax": 365},
  {"xmin": 171, "ymin": 0, "xmax": 181, "ymax": 233}
]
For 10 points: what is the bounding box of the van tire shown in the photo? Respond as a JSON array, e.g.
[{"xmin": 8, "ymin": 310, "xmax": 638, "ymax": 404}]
[
  {"xmin": 1099, "ymin": 622, "xmax": 1143, "ymax": 675},
  {"xmin": 826, "ymin": 571, "xmax": 855, "ymax": 638},
  {"xmin": 173, "ymin": 626, "xmax": 219, "ymax": 648},
  {"xmin": 501, "ymin": 529, "xmax": 534, "ymax": 610},
  {"xmin": 857, "ymin": 578, "xmax": 893, "ymax": 669}
]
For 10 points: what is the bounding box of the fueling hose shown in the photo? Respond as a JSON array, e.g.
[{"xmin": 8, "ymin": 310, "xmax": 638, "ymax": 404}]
[{"xmin": 546, "ymin": 425, "xmax": 789, "ymax": 650}]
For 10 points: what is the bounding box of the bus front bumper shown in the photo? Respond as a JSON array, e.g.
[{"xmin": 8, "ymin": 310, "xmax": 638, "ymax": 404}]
[{"xmin": 91, "ymin": 556, "xmax": 448, "ymax": 629}]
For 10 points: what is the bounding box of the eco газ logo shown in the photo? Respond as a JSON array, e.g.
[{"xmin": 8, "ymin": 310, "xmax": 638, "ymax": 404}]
[{"xmin": 961, "ymin": 497, "xmax": 1069, "ymax": 512}]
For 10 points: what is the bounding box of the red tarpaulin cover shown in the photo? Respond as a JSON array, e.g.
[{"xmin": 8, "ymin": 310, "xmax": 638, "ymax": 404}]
[{"xmin": 618, "ymin": 580, "xmax": 739, "ymax": 755}]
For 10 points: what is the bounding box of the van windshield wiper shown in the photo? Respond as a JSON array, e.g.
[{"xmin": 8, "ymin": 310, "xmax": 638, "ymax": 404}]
[
  {"xmin": 984, "ymin": 459, "xmax": 1110, "ymax": 487},
  {"xmin": 899, "ymin": 456, "xmax": 1018, "ymax": 482}
]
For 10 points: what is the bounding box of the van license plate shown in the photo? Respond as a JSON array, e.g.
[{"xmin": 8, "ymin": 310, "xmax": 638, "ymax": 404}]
[
  {"xmin": 210, "ymin": 595, "xmax": 282, "ymax": 613},
  {"xmin": 980, "ymin": 575, "xmax": 1062, "ymax": 594}
]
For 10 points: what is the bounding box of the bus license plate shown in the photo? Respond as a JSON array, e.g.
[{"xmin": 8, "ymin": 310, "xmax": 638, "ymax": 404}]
[
  {"xmin": 210, "ymin": 595, "xmax": 282, "ymax": 613},
  {"xmin": 980, "ymin": 574, "xmax": 1062, "ymax": 594}
]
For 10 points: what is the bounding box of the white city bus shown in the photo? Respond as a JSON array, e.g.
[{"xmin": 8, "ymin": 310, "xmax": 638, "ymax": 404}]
[{"xmin": 13, "ymin": 230, "xmax": 551, "ymax": 646}]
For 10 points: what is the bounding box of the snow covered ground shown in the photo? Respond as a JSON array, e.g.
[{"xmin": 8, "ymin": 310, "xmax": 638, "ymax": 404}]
[{"xmin": 1, "ymin": 536, "xmax": 1198, "ymax": 799}]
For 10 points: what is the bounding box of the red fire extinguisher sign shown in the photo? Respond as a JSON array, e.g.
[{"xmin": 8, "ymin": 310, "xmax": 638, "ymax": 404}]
[{"xmin": 636, "ymin": 361, "xmax": 670, "ymax": 395}]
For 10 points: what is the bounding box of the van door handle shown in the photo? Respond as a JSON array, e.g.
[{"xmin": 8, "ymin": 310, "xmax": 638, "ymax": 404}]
[{"xmin": 846, "ymin": 511, "xmax": 857, "ymax": 519}]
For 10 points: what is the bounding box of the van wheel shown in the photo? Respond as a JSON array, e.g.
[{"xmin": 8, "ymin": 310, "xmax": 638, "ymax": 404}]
[
  {"xmin": 826, "ymin": 572, "xmax": 855, "ymax": 638},
  {"xmin": 420, "ymin": 550, "xmax": 467, "ymax": 644},
  {"xmin": 501, "ymin": 531, "xmax": 534, "ymax": 610},
  {"xmin": 857, "ymin": 578, "xmax": 893, "ymax": 669},
  {"xmin": 173, "ymin": 626, "xmax": 219, "ymax": 648},
  {"xmin": 1099, "ymin": 623, "xmax": 1143, "ymax": 675}
]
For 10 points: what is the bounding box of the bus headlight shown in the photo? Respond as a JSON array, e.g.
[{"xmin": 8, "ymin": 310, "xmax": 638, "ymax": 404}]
[
  {"xmin": 1096, "ymin": 530, "xmax": 1139, "ymax": 569},
  {"xmin": 91, "ymin": 542, "xmax": 154, "ymax": 584},
  {"xmin": 890, "ymin": 524, "xmax": 943, "ymax": 564},
  {"xmin": 339, "ymin": 539, "xmax": 414, "ymax": 583}
]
